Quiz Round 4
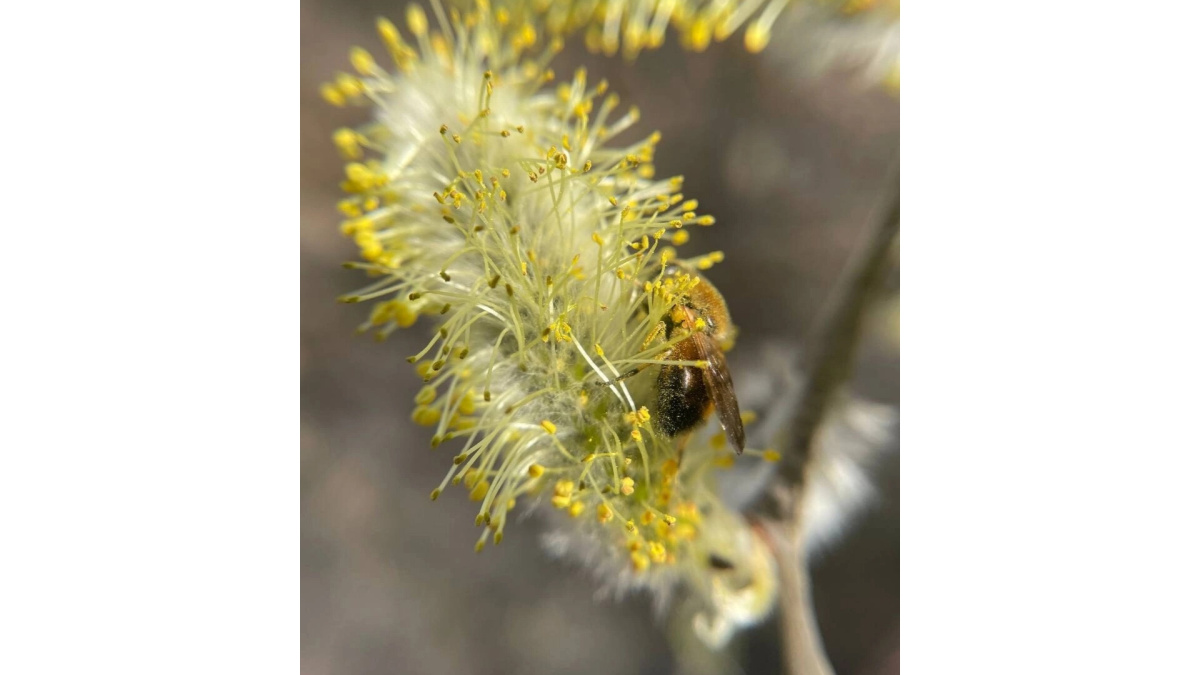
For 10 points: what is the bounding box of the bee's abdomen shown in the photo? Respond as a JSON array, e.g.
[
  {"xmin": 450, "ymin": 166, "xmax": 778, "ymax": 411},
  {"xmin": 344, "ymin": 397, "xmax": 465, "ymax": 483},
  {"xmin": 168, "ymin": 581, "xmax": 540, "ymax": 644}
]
[{"xmin": 655, "ymin": 363, "xmax": 711, "ymax": 438}]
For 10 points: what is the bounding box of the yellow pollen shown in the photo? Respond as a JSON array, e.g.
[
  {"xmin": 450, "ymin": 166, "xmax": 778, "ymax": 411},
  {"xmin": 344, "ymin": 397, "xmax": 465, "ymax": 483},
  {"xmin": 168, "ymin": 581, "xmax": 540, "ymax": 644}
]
[
  {"xmin": 745, "ymin": 22, "xmax": 771, "ymax": 53},
  {"xmin": 415, "ymin": 385, "xmax": 437, "ymax": 405},
  {"xmin": 647, "ymin": 541, "xmax": 666, "ymax": 563},
  {"xmin": 457, "ymin": 395, "xmax": 475, "ymax": 415},
  {"xmin": 554, "ymin": 479, "xmax": 574, "ymax": 498},
  {"xmin": 333, "ymin": 128, "xmax": 361, "ymax": 159},
  {"xmin": 335, "ymin": 73, "xmax": 363, "ymax": 98},
  {"xmin": 412, "ymin": 406, "xmax": 441, "ymax": 426},
  {"xmin": 320, "ymin": 83, "xmax": 346, "ymax": 107},
  {"xmin": 349, "ymin": 46, "xmax": 376, "ymax": 75},
  {"xmin": 406, "ymin": 4, "xmax": 428, "ymax": 36},
  {"xmin": 469, "ymin": 479, "xmax": 490, "ymax": 501}
]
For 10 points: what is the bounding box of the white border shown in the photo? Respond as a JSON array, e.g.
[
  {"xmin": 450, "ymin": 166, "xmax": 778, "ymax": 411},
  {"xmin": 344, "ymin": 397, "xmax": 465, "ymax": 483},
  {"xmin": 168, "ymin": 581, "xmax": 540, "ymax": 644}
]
[
  {"xmin": 1, "ymin": 0, "xmax": 298, "ymax": 672},
  {"xmin": 906, "ymin": 1, "xmax": 1200, "ymax": 672}
]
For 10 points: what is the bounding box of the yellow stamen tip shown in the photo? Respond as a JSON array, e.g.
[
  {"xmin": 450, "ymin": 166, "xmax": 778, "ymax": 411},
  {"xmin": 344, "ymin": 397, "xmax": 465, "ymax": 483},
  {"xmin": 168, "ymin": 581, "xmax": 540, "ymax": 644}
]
[
  {"xmin": 406, "ymin": 4, "xmax": 428, "ymax": 36},
  {"xmin": 349, "ymin": 46, "xmax": 376, "ymax": 75},
  {"xmin": 412, "ymin": 406, "xmax": 441, "ymax": 426},
  {"xmin": 620, "ymin": 477, "xmax": 635, "ymax": 496},
  {"xmin": 469, "ymin": 479, "xmax": 490, "ymax": 501},
  {"xmin": 745, "ymin": 23, "xmax": 771, "ymax": 53},
  {"xmin": 320, "ymin": 83, "xmax": 346, "ymax": 107}
]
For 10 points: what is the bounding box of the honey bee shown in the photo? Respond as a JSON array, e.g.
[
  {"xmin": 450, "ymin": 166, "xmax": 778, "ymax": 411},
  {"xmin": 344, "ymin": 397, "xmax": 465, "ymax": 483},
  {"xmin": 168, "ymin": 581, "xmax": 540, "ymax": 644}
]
[
  {"xmin": 650, "ymin": 264, "xmax": 745, "ymax": 454},
  {"xmin": 592, "ymin": 264, "xmax": 745, "ymax": 453}
]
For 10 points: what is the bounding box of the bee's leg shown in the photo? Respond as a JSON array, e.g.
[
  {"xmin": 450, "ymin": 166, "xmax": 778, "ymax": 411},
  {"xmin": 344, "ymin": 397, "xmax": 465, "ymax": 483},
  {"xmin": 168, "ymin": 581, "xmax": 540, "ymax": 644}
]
[
  {"xmin": 606, "ymin": 320, "xmax": 669, "ymax": 381},
  {"xmin": 642, "ymin": 320, "xmax": 667, "ymax": 350},
  {"xmin": 608, "ymin": 321, "xmax": 669, "ymax": 381},
  {"xmin": 586, "ymin": 321, "xmax": 668, "ymax": 388},
  {"xmin": 585, "ymin": 362, "xmax": 648, "ymax": 389},
  {"xmin": 674, "ymin": 430, "xmax": 693, "ymax": 463}
]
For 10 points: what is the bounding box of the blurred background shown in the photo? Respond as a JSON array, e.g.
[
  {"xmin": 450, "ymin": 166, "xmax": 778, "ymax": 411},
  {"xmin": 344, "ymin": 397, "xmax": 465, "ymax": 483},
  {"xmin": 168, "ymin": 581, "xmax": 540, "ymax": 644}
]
[{"xmin": 301, "ymin": 2, "xmax": 899, "ymax": 673}]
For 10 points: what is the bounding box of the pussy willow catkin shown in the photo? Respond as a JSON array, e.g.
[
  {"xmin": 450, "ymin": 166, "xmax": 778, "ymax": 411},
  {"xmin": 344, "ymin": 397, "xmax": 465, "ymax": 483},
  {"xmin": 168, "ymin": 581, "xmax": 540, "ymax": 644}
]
[
  {"xmin": 474, "ymin": 0, "xmax": 900, "ymax": 88},
  {"xmin": 456, "ymin": 0, "xmax": 798, "ymax": 58},
  {"xmin": 324, "ymin": 2, "xmax": 777, "ymax": 646}
]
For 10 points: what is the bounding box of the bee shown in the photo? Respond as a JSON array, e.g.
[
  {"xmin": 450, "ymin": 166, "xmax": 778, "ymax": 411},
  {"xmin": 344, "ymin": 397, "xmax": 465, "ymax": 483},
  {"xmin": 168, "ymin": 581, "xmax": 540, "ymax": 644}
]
[
  {"xmin": 592, "ymin": 264, "xmax": 745, "ymax": 453},
  {"xmin": 649, "ymin": 264, "xmax": 745, "ymax": 454}
]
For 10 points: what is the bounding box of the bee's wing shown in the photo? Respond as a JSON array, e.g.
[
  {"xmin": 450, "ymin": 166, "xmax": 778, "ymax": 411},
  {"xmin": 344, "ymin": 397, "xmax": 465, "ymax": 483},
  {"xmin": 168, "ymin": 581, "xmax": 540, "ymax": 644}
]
[{"xmin": 695, "ymin": 334, "xmax": 746, "ymax": 454}]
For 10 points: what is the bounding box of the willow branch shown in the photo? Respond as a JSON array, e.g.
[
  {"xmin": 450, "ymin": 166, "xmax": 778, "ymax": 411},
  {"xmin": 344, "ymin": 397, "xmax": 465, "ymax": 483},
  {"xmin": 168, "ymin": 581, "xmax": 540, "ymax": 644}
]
[
  {"xmin": 756, "ymin": 166, "xmax": 899, "ymax": 675},
  {"xmin": 765, "ymin": 522, "xmax": 832, "ymax": 675},
  {"xmin": 776, "ymin": 168, "xmax": 900, "ymax": 506}
]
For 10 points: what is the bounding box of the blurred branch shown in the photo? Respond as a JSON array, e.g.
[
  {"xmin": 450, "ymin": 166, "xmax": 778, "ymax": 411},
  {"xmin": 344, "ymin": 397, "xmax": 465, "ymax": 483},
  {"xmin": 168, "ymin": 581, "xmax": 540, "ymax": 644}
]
[
  {"xmin": 778, "ymin": 166, "xmax": 899, "ymax": 501},
  {"xmin": 762, "ymin": 521, "xmax": 832, "ymax": 675},
  {"xmin": 757, "ymin": 165, "xmax": 899, "ymax": 675}
]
